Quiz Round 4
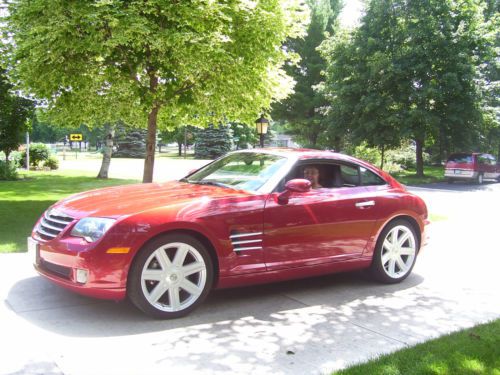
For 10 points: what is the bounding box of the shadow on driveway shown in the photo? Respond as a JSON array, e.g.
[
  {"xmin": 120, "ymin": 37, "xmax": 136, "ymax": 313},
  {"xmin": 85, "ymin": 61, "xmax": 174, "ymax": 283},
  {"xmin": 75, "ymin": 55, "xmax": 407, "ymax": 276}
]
[
  {"xmin": 409, "ymin": 180, "xmax": 499, "ymax": 193},
  {"xmin": 8, "ymin": 270, "xmax": 426, "ymax": 338}
]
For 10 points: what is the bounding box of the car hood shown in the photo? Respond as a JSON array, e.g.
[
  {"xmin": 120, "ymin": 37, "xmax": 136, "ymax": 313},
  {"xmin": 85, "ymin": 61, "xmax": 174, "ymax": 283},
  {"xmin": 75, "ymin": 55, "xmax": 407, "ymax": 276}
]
[{"xmin": 54, "ymin": 181, "xmax": 253, "ymax": 219}]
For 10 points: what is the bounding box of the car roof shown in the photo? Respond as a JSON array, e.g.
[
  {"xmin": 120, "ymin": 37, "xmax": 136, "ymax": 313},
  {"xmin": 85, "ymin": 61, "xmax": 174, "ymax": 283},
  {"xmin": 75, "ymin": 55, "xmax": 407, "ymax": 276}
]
[
  {"xmin": 228, "ymin": 148, "xmax": 403, "ymax": 189},
  {"xmin": 232, "ymin": 147, "xmax": 362, "ymax": 163}
]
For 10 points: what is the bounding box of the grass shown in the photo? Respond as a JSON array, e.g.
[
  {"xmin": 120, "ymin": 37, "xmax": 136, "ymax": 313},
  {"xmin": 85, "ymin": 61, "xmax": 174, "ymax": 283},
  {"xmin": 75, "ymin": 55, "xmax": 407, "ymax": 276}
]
[
  {"xmin": 0, "ymin": 170, "xmax": 137, "ymax": 253},
  {"xmin": 392, "ymin": 166, "xmax": 445, "ymax": 185},
  {"xmin": 333, "ymin": 319, "xmax": 500, "ymax": 375},
  {"xmin": 429, "ymin": 213, "xmax": 448, "ymax": 222}
]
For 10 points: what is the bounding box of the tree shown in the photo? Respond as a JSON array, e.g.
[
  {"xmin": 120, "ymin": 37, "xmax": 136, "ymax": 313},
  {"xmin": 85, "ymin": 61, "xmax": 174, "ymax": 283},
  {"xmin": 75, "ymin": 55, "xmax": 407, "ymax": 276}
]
[
  {"xmin": 5, "ymin": 0, "xmax": 309, "ymax": 182},
  {"xmin": 322, "ymin": 0, "xmax": 494, "ymax": 176},
  {"xmin": 480, "ymin": 0, "xmax": 500, "ymax": 159},
  {"xmin": 194, "ymin": 124, "xmax": 233, "ymax": 159},
  {"xmin": 97, "ymin": 123, "xmax": 115, "ymax": 179},
  {"xmin": 114, "ymin": 127, "xmax": 147, "ymax": 158},
  {"xmin": 0, "ymin": 68, "xmax": 33, "ymax": 165},
  {"xmin": 272, "ymin": 0, "xmax": 341, "ymax": 148},
  {"xmin": 229, "ymin": 122, "xmax": 258, "ymax": 150},
  {"xmin": 160, "ymin": 125, "xmax": 196, "ymax": 156}
]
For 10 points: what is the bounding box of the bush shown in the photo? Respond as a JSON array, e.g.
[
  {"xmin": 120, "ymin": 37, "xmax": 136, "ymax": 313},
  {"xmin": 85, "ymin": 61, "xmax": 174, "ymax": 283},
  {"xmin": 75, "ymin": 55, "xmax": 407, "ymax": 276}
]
[
  {"xmin": 351, "ymin": 142, "xmax": 431, "ymax": 171},
  {"xmin": 386, "ymin": 144, "xmax": 430, "ymax": 170},
  {"xmin": 0, "ymin": 160, "xmax": 19, "ymax": 180},
  {"xmin": 352, "ymin": 143, "xmax": 381, "ymax": 166},
  {"xmin": 43, "ymin": 155, "xmax": 59, "ymax": 170},
  {"xmin": 19, "ymin": 143, "xmax": 50, "ymax": 168}
]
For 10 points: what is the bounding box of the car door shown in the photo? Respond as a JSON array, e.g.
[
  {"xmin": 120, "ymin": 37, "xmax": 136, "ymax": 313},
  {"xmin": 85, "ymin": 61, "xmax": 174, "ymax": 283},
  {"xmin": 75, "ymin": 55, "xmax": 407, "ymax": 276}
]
[{"xmin": 262, "ymin": 162, "xmax": 381, "ymax": 271}]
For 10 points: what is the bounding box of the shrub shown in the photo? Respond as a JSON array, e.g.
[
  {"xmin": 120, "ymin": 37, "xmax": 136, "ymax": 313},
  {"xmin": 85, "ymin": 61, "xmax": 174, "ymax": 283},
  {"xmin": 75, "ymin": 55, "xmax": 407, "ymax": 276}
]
[
  {"xmin": 44, "ymin": 155, "xmax": 59, "ymax": 170},
  {"xmin": 352, "ymin": 143, "xmax": 381, "ymax": 166},
  {"xmin": 0, "ymin": 160, "xmax": 19, "ymax": 180},
  {"xmin": 386, "ymin": 144, "xmax": 430, "ymax": 170},
  {"xmin": 9, "ymin": 151, "xmax": 23, "ymax": 166},
  {"xmin": 19, "ymin": 143, "xmax": 50, "ymax": 168}
]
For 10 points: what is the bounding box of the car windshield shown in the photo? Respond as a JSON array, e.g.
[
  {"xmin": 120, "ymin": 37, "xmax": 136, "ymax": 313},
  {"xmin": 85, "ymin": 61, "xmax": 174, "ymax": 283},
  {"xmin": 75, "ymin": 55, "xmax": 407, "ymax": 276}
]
[
  {"xmin": 182, "ymin": 152, "xmax": 288, "ymax": 192},
  {"xmin": 448, "ymin": 154, "xmax": 473, "ymax": 164}
]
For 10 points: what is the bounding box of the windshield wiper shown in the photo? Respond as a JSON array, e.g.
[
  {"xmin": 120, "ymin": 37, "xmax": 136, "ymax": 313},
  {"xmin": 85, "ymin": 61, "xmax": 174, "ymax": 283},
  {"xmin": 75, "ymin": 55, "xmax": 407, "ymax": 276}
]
[{"xmin": 185, "ymin": 180, "xmax": 233, "ymax": 189}]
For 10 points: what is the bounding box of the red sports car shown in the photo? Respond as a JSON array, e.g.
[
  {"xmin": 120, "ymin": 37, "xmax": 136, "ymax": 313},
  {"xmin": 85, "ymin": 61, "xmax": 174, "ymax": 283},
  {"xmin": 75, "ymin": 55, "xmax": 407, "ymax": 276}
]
[{"xmin": 29, "ymin": 149, "xmax": 429, "ymax": 318}]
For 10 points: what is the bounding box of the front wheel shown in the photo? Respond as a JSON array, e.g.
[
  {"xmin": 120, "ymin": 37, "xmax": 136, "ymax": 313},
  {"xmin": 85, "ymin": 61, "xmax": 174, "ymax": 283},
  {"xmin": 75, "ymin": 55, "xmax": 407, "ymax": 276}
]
[
  {"xmin": 370, "ymin": 220, "xmax": 419, "ymax": 284},
  {"xmin": 128, "ymin": 233, "xmax": 214, "ymax": 319}
]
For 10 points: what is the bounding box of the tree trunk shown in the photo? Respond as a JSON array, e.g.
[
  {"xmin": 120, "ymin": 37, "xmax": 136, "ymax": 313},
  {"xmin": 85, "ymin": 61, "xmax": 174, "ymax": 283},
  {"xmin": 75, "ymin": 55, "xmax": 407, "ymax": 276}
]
[
  {"xmin": 415, "ymin": 138, "xmax": 424, "ymax": 177},
  {"xmin": 178, "ymin": 141, "xmax": 182, "ymax": 156},
  {"xmin": 143, "ymin": 104, "xmax": 160, "ymax": 183},
  {"xmin": 497, "ymin": 142, "xmax": 500, "ymax": 162},
  {"xmin": 97, "ymin": 124, "xmax": 114, "ymax": 179}
]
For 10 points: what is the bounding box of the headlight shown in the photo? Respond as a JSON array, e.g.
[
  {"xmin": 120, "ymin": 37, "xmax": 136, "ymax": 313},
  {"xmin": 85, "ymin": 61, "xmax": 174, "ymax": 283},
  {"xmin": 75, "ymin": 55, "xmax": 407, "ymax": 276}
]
[{"xmin": 71, "ymin": 217, "xmax": 116, "ymax": 243}]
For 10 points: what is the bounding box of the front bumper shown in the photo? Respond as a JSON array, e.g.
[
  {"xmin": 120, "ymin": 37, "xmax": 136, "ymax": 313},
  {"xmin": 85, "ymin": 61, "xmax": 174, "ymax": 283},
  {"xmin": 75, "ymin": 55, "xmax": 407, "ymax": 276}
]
[{"xmin": 30, "ymin": 236, "xmax": 129, "ymax": 300}]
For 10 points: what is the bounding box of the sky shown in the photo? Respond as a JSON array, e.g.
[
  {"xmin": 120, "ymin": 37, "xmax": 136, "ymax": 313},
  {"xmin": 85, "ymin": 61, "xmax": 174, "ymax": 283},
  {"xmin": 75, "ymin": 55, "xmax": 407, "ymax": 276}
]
[{"xmin": 339, "ymin": 0, "xmax": 365, "ymax": 28}]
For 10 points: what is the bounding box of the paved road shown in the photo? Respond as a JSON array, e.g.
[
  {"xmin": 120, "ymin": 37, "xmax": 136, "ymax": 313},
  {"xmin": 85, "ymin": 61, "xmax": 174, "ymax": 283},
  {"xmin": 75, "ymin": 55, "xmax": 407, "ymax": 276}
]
[{"xmin": 1, "ymin": 182, "xmax": 499, "ymax": 375}]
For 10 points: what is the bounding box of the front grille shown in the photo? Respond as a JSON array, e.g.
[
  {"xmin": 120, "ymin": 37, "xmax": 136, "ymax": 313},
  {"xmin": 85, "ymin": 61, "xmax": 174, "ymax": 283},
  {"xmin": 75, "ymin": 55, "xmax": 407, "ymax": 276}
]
[
  {"xmin": 230, "ymin": 231, "xmax": 263, "ymax": 252},
  {"xmin": 36, "ymin": 210, "xmax": 74, "ymax": 241},
  {"xmin": 40, "ymin": 259, "xmax": 72, "ymax": 280}
]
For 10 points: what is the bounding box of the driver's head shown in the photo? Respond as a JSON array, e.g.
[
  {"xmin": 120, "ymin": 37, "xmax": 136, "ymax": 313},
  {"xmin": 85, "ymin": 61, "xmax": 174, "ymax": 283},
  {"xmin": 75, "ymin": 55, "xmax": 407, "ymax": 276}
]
[{"xmin": 304, "ymin": 166, "xmax": 320, "ymax": 187}]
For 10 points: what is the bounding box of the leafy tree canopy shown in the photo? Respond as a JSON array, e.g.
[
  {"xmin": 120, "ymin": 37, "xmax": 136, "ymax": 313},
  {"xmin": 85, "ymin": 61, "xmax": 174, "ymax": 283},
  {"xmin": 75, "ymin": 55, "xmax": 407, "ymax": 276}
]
[
  {"xmin": 272, "ymin": 0, "xmax": 341, "ymax": 148},
  {"xmin": 321, "ymin": 0, "xmax": 497, "ymax": 175},
  {"xmin": 3, "ymin": 0, "xmax": 309, "ymax": 181},
  {"xmin": 0, "ymin": 67, "xmax": 34, "ymax": 162}
]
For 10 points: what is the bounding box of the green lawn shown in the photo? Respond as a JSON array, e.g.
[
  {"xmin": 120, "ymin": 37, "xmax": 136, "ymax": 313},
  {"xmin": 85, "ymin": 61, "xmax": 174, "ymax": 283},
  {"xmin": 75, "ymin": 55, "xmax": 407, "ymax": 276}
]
[
  {"xmin": 0, "ymin": 170, "xmax": 137, "ymax": 253},
  {"xmin": 333, "ymin": 319, "xmax": 500, "ymax": 375},
  {"xmin": 392, "ymin": 166, "xmax": 445, "ymax": 185}
]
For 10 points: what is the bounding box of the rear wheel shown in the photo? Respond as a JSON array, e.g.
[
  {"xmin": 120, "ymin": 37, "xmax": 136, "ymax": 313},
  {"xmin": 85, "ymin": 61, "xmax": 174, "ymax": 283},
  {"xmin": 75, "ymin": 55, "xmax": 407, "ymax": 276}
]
[
  {"xmin": 370, "ymin": 220, "xmax": 418, "ymax": 283},
  {"xmin": 476, "ymin": 173, "xmax": 484, "ymax": 185},
  {"xmin": 128, "ymin": 233, "xmax": 214, "ymax": 319}
]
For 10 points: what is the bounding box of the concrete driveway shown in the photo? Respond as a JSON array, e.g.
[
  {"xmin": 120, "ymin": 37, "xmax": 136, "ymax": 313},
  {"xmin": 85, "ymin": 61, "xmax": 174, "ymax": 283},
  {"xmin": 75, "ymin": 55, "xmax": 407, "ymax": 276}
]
[{"xmin": 1, "ymin": 181, "xmax": 499, "ymax": 375}]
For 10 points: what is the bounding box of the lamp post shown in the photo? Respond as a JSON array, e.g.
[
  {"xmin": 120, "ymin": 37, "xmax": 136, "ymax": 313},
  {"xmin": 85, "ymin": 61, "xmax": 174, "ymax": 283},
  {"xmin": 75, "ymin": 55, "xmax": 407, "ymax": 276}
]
[{"xmin": 255, "ymin": 115, "xmax": 269, "ymax": 148}]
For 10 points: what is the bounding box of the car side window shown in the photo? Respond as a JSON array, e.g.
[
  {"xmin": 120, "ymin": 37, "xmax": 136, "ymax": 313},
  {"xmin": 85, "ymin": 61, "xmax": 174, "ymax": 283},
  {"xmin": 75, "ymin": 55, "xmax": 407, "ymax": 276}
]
[
  {"xmin": 340, "ymin": 165, "xmax": 360, "ymax": 187},
  {"xmin": 360, "ymin": 167, "xmax": 386, "ymax": 186}
]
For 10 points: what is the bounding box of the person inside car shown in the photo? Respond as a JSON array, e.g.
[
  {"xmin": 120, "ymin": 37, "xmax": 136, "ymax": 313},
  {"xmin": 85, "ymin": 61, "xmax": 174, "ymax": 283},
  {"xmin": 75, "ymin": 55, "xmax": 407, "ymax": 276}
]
[{"xmin": 304, "ymin": 166, "xmax": 323, "ymax": 189}]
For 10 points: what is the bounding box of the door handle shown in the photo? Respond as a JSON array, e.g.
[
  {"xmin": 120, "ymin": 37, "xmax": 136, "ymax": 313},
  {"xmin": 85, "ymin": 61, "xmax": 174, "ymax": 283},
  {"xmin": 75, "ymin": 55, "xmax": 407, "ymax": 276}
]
[{"xmin": 355, "ymin": 200, "xmax": 375, "ymax": 208}]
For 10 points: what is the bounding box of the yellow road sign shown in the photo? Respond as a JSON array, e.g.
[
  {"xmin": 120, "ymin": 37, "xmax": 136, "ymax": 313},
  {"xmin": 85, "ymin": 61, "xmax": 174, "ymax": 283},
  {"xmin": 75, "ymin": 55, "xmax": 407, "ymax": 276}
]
[{"xmin": 70, "ymin": 134, "xmax": 83, "ymax": 141}]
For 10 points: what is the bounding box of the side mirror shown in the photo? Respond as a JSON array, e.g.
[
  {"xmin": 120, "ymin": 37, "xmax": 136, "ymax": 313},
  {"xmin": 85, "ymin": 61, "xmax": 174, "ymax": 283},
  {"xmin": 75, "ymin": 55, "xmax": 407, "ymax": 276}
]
[
  {"xmin": 285, "ymin": 179, "xmax": 312, "ymax": 193},
  {"xmin": 277, "ymin": 179, "xmax": 312, "ymax": 205}
]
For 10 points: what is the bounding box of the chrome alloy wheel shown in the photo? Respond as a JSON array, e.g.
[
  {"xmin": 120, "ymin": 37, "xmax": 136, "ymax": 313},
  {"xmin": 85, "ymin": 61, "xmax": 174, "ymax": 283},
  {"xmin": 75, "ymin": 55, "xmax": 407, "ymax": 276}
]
[
  {"xmin": 381, "ymin": 225, "xmax": 416, "ymax": 279},
  {"xmin": 141, "ymin": 242, "xmax": 207, "ymax": 312}
]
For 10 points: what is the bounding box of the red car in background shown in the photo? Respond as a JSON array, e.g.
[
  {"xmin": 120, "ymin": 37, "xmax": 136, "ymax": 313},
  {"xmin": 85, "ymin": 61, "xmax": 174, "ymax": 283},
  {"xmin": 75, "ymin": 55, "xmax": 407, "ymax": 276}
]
[
  {"xmin": 445, "ymin": 152, "xmax": 500, "ymax": 184},
  {"xmin": 28, "ymin": 149, "xmax": 428, "ymax": 318}
]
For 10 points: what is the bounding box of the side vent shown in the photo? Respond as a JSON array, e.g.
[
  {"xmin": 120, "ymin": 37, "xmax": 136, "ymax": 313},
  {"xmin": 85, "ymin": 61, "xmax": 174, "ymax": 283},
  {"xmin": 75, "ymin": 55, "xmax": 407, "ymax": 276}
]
[{"xmin": 230, "ymin": 231, "xmax": 263, "ymax": 252}]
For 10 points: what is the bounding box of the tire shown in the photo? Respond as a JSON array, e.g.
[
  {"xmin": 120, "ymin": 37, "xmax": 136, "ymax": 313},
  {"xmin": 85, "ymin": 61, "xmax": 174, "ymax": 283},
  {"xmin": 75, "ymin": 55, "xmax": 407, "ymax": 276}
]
[
  {"xmin": 128, "ymin": 233, "xmax": 214, "ymax": 319},
  {"xmin": 476, "ymin": 173, "xmax": 484, "ymax": 185},
  {"xmin": 370, "ymin": 219, "xmax": 419, "ymax": 284}
]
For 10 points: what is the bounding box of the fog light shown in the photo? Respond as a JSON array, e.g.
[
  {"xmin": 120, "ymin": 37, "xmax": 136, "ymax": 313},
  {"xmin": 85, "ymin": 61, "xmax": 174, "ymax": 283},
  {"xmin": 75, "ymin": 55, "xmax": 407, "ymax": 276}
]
[{"xmin": 76, "ymin": 269, "xmax": 89, "ymax": 284}]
